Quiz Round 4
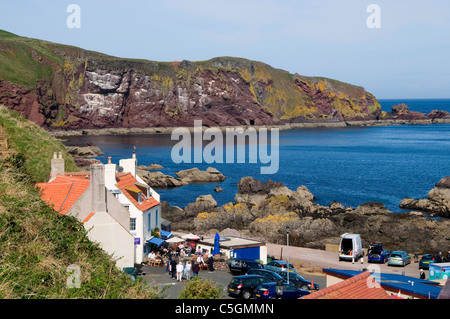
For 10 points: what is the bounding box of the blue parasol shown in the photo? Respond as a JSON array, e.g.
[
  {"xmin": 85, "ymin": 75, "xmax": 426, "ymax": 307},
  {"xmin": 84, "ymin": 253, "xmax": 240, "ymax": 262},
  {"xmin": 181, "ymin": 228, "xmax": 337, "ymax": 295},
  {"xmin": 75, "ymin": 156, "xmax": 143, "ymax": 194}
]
[{"xmin": 213, "ymin": 232, "xmax": 220, "ymax": 256}]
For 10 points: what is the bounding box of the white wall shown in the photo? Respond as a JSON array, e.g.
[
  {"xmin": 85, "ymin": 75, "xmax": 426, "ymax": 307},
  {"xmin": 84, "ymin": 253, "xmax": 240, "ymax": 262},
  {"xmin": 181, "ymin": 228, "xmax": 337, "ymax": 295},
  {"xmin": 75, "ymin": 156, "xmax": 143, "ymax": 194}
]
[{"xmin": 84, "ymin": 212, "xmax": 135, "ymax": 269}]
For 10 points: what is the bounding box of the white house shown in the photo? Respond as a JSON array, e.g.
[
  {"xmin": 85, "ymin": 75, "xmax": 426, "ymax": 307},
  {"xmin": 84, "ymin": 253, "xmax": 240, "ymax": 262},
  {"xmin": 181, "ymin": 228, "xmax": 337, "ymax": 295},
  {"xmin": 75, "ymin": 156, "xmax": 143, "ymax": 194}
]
[
  {"xmin": 37, "ymin": 153, "xmax": 135, "ymax": 270},
  {"xmin": 104, "ymin": 153, "xmax": 161, "ymax": 264}
]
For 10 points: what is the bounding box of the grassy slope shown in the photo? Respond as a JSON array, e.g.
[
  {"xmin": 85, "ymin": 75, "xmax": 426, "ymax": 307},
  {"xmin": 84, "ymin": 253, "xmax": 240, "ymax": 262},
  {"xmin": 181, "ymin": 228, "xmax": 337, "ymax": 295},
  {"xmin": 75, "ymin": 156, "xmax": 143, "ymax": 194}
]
[
  {"xmin": 0, "ymin": 30, "xmax": 380, "ymax": 123},
  {"xmin": 0, "ymin": 107, "xmax": 161, "ymax": 298}
]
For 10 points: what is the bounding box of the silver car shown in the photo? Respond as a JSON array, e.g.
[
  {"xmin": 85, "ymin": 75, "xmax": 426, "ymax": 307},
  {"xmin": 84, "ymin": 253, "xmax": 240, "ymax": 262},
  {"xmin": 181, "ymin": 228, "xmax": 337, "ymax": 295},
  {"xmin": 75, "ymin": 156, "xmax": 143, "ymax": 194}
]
[{"xmin": 388, "ymin": 251, "xmax": 411, "ymax": 267}]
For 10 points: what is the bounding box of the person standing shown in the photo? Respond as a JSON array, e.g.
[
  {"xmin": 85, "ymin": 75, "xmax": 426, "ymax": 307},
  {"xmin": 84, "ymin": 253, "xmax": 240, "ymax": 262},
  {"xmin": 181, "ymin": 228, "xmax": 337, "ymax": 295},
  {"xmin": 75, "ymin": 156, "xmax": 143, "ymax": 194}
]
[
  {"xmin": 207, "ymin": 255, "xmax": 214, "ymax": 272},
  {"xmin": 185, "ymin": 261, "xmax": 192, "ymax": 280},
  {"xmin": 176, "ymin": 262, "xmax": 184, "ymax": 282},
  {"xmin": 420, "ymin": 269, "xmax": 426, "ymax": 280},
  {"xmin": 170, "ymin": 257, "xmax": 177, "ymax": 280},
  {"xmin": 192, "ymin": 261, "xmax": 200, "ymax": 278}
]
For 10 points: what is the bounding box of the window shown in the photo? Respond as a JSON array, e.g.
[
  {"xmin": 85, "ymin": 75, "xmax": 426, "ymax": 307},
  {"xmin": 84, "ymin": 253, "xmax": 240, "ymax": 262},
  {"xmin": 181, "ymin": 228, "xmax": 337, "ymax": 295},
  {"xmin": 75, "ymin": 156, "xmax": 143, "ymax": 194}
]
[
  {"xmin": 155, "ymin": 208, "xmax": 158, "ymax": 227},
  {"xmin": 130, "ymin": 218, "xmax": 136, "ymax": 231},
  {"xmin": 148, "ymin": 212, "xmax": 151, "ymax": 231}
]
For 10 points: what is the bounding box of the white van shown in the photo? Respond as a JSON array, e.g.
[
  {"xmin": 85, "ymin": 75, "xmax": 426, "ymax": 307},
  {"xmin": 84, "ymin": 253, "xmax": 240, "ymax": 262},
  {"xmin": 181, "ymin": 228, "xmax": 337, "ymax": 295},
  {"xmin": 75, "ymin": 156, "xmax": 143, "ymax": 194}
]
[{"xmin": 339, "ymin": 233, "xmax": 364, "ymax": 261}]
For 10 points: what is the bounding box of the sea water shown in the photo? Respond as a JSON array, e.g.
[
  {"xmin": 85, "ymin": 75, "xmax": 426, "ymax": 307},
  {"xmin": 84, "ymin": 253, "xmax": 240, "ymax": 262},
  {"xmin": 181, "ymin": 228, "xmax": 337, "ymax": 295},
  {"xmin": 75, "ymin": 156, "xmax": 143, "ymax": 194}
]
[{"xmin": 64, "ymin": 99, "xmax": 450, "ymax": 213}]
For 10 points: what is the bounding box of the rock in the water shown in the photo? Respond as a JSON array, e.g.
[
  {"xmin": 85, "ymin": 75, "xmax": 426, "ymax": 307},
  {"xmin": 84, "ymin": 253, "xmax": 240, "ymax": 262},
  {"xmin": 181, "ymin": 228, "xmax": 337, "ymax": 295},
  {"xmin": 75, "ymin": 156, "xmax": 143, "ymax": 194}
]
[
  {"xmin": 175, "ymin": 167, "xmax": 226, "ymax": 183},
  {"xmin": 137, "ymin": 169, "xmax": 188, "ymax": 188},
  {"xmin": 66, "ymin": 145, "xmax": 104, "ymax": 157},
  {"xmin": 399, "ymin": 177, "xmax": 450, "ymax": 218}
]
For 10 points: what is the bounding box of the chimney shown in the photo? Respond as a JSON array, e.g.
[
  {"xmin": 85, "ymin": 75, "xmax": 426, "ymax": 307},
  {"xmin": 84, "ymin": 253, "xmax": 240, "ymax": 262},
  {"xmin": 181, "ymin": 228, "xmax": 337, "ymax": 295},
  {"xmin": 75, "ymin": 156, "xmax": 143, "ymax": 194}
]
[
  {"xmin": 90, "ymin": 163, "xmax": 107, "ymax": 213},
  {"xmin": 119, "ymin": 153, "xmax": 137, "ymax": 177},
  {"xmin": 104, "ymin": 156, "xmax": 117, "ymax": 188},
  {"xmin": 50, "ymin": 151, "xmax": 65, "ymax": 181}
]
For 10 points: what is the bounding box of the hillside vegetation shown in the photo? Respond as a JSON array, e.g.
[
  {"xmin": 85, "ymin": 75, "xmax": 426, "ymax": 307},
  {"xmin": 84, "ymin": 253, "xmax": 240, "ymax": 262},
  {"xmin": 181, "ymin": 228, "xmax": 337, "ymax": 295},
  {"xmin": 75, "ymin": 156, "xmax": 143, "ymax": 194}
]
[{"xmin": 0, "ymin": 107, "xmax": 161, "ymax": 298}]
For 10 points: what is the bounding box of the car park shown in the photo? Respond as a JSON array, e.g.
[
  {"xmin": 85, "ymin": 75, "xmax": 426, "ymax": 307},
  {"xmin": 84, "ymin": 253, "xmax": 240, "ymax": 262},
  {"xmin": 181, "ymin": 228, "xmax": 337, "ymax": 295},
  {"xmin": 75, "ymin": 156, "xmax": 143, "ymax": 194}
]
[
  {"xmin": 419, "ymin": 254, "xmax": 443, "ymax": 270},
  {"xmin": 368, "ymin": 248, "xmax": 390, "ymax": 263},
  {"xmin": 253, "ymin": 282, "xmax": 310, "ymax": 299},
  {"xmin": 227, "ymin": 275, "xmax": 272, "ymax": 299},
  {"xmin": 388, "ymin": 251, "xmax": 411, "ymax": 267},
  {"xmin": 227, "ymin": 258, "xmax": 264, "ymax": 275},
  {"xmin": 275, "ymin": 271, "xmax": 319, "ymax": 290},
  {"xmin": 264, "ymin": 260, "xmax": 296, "ymax": 273}
]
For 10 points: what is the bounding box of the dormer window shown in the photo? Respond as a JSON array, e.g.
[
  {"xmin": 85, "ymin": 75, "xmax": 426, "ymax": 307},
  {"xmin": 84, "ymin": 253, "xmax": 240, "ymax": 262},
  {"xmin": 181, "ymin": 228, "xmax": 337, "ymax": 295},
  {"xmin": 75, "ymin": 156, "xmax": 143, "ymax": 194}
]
[
  {"xmin": 124, "ymin": 186, "xmax": 143, "ymax": 204},
  {"xmin": 134, "ymin": 182, "xmax": 151, "ymax": 198}
]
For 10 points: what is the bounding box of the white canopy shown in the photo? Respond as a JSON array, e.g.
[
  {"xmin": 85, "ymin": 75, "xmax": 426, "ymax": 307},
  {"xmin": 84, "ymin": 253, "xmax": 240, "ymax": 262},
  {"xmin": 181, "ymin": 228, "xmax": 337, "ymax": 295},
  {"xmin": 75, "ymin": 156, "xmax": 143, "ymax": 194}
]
[
  {"xmin": 165, "ymin": 236, "xmax": 184, "ymax": 243},
  {"xmin": 181, "ymin": 233, "xmax": 200, "ymax": 240}
]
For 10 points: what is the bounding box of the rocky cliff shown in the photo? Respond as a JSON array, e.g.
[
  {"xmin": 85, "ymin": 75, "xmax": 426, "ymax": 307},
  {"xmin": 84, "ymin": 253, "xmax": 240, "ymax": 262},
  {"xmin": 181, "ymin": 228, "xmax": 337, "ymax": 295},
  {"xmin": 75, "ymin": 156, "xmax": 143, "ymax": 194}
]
[{"xmin": 0, "ymin": 30, "xmax": 387, "ymax": 130}]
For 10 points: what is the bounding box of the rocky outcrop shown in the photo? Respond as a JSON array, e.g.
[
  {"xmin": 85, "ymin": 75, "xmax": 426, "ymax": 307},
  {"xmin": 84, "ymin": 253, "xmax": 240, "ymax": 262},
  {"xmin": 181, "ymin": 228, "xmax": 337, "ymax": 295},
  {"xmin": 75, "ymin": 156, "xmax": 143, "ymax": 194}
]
[
  {"xmin": 400, "ymin": 177, "xmax": 450, "ymax": 218},
  {"xmin": 137, "ymin": 169, "xmax": 188, "ymax": 188},
  {"xmin": 160, "ymin": 176, "xmax": 450, "ymax": 253},
  {"xmin": 175, "ymin": 167, "xmax": 226, "ymax": 183},
  {"xmin": 381, "ymin": 104, "xmax": 450, "ymax": 122},
  {"xmin": 66, "ymin": 145, "xmax": 104, "ymax": 157},
  {"xmin": 137, "ymin": 167, "xmax": 226, "ymax": 188}
]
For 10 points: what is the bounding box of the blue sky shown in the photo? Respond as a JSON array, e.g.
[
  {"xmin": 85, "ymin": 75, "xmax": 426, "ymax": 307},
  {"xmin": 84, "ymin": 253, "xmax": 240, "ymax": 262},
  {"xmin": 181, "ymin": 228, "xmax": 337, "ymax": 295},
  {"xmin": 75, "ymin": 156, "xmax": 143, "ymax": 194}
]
[{"xmin": 1, "ymin": 0, "xmax": 449, "ymax": 99}]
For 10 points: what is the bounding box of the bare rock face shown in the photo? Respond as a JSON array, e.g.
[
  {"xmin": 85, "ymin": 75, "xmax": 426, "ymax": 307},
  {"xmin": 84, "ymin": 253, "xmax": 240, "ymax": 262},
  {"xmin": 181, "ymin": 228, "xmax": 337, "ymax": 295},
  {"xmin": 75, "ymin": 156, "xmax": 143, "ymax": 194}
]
[{"xmin": 184, "ymin": 194, "xmax": 217, "ymax": 218}]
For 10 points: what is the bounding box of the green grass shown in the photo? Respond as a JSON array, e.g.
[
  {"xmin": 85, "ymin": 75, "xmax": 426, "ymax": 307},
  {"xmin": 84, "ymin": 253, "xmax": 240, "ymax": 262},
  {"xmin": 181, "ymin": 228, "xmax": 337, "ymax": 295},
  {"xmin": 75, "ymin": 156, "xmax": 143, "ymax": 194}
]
[{"xmin": 0, "ymin": 106, "xmax": 78, "ymax": 183}]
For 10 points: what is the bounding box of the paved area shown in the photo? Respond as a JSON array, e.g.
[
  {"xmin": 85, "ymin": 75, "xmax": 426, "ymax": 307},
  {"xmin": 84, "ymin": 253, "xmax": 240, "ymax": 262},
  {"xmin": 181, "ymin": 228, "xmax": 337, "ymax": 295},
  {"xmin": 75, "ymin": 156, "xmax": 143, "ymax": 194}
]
[
  {"xmin": 266, "ymin": 243, "xmax": 429, "ymax": 279},
  {"xmin": 139, "ymin": 242, "xmax": 430, "ymax": 299},
  {"xmin": 140, "ymin": 262, "xmax": 325, "ymax": 299},
  {"xmin": 139, "ymin": 264, "xmax": 234, "ymax": 299}
]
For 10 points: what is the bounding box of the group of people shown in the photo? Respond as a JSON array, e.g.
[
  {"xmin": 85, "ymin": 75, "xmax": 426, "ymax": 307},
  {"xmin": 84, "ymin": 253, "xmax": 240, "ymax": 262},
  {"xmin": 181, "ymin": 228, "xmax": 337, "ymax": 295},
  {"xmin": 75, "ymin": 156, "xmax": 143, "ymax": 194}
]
[{"xmin": 166, "ymin": 250, "xmax": 215, "ymax": 281}]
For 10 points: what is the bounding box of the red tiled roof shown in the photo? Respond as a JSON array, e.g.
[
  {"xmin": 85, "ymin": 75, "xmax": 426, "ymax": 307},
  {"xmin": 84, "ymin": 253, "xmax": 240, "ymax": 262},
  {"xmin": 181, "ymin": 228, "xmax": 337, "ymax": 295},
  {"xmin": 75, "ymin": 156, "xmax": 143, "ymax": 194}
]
[
  {"xmin": 300, "ymin": 271, "xmax": 391, "ymax": 299},
  {"xmin": 36, "ymin": 175, "xmax": 90, "ymax": 215},
  {"xmin": 115, "ymin": 172, "xmax": 159, "ymax": 211}
]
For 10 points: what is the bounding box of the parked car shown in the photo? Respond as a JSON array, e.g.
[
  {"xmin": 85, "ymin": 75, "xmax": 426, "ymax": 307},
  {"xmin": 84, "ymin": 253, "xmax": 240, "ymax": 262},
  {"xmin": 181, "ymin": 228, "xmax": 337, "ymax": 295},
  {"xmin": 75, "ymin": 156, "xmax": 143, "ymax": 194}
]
[
  {"xmin": 419, "ymin": 254, "xmax": 443, "ymax": 270},
  {"xmin": 368, "ymin": 248, "xmax": 390, "ymax": 263},
  {"xmin": 339, "ymin": 233, "xmax": 364, "ymax": 261},
  {"xmin": 227, "ymin": 259, "xmax": 264, "ymax": 275},
  {"xmin": 388, "ymin": 251, "xmax": 411, "ymax": 267},
  {"xmin": 264, "ymin": 260, "xmax": 296, "ymax": 273},
  {"xmin": 275, "ymin": 271, "xmax": 319, "ymax": 290},
  {"xmin": 227, "ymin": 275, "xmax": 271, "ymax": 299},
  {"xmin": 246, "ymin": 269, "xmax": 291, "ymax": 284},
  {"xmin": 253, "ymin": 282, "xmax": 310, "ymax": 299}
]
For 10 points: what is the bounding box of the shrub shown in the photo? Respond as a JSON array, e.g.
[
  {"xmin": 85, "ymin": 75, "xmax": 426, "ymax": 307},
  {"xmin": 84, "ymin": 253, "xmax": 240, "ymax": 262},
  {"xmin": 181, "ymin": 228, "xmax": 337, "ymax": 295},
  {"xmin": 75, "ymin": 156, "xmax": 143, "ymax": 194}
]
[{"xmin": 178, "ymin": 277, "xmax": 223, "ymax": 299}]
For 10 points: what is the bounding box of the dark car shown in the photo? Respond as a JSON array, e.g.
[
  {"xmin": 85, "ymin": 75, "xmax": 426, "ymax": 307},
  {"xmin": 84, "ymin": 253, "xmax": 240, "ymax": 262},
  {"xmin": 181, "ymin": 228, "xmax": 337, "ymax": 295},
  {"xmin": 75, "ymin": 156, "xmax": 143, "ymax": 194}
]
[
  {"xmin": 253, "ymin": 282, "xmax": 310, "ymax": 299},
  {"xmin": 275, "ymin": 271, "xmax": 319, "ymax": 290},
  {"xmin": 419, "ymin": 254, "xmax": 443, "ymax": 270},
  {"xmin": 227, "ymin": 275, "xmax": 271, "ymax": 299},
  {"xmin": 368, "ymin": 248, "xmax": 390, "ymax": 264},
  {"xmin": 227, "ymin": 259, "xmax": 264, "ymax": 275},
  {"xmin": 246, "ymin": 269, "xmax": 289, "ymax": 284}
]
